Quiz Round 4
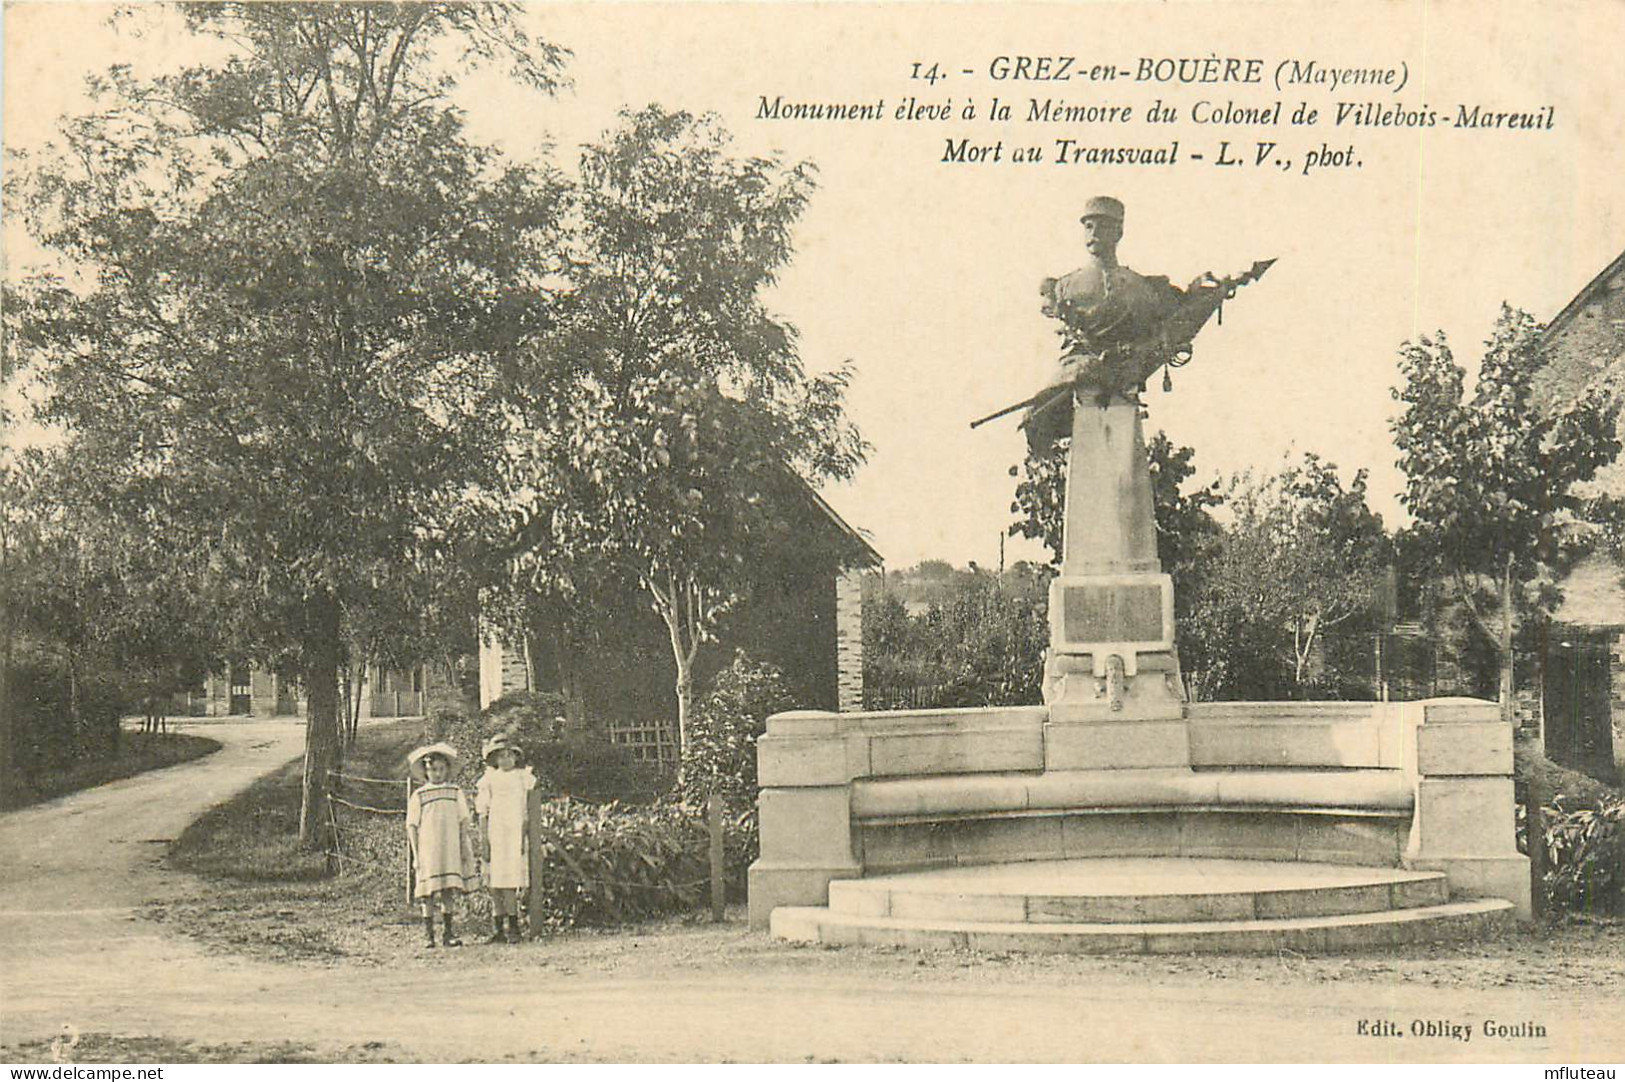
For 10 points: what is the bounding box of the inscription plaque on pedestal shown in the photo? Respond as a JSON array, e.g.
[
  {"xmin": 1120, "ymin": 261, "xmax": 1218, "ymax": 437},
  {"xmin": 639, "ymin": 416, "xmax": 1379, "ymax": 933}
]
[
  {"xmin": 1048, "ymin": 572, "xmax": 1175, "ymax": 675},
  {"xmin": 1060, "ymin": 582, "xmax": 1166, "ymax": 644}
]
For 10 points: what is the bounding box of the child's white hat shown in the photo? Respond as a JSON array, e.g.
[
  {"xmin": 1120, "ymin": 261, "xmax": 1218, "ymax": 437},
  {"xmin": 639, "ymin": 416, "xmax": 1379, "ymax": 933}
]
[
  {"xmin": 482, "ymin": 733, "xmax": 523, "ymax": 765},
  {"xmin": 407, "ymin": 742, "xmax": 460, "ymax": 782}
]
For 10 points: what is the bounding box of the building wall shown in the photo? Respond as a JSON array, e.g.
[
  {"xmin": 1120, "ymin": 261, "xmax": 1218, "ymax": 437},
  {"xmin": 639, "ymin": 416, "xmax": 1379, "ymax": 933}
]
[
  {"xmin": 1541, "ymin": 256, "xmax": 1625, "ymax": 766},
  {"xmin": 477, "ymin": 565, "xmax": 866, "ymax": 725},
  {"xmin": 1537, "ymin": 257, "xmax": 1625, "ymax": 413},
  {"xmin": 480, "ymin": 631, "xmax": 531, "ymax": 709},
  {"xmin": 836, "ymin": 569, "xmax": 863, "ymax": 711}
]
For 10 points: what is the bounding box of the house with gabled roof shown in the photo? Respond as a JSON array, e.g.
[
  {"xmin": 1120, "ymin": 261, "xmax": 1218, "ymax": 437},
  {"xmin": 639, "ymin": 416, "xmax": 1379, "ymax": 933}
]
[
  {"xmin": 478, "ymin": 477, "xmax": 880, "ymax": 763},
  {"xmin": 1537, "ymin": 246, "xmax": 1625, "ymax": 782}
]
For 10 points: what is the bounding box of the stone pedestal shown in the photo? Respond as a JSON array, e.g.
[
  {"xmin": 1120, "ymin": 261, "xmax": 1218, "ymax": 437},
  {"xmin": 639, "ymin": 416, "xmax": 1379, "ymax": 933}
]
[
  {"xmin": 1402, "ymin": 699, "xmax": 1532, "ymax": 920},
  {"xmin": 1043, "ymin": 392, "xmax": 1186, "ymax": 762}
]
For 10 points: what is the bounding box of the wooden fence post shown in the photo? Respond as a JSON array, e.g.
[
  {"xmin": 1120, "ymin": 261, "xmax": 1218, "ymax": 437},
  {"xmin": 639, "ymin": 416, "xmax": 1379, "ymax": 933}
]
[
  {"xmin": 404, "ymin": 779, "xmax": 415, "ymax": 907},
  {"xmin": 527, "ymin": 785, "xmax": 547, "ymax": 936},
  {"xmin": 1524, "ymin": 775, "xmax": 1545, "ymax": 922},
  {"xmin": 708, "ymin": 792, "xmax": 726, "ymax": 923}
]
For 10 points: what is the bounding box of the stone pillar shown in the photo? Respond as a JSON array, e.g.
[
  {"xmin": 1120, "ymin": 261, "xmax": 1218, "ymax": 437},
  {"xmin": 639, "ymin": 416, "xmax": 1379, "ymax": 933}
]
[
  {"xmin": 748, "ymin": 710, "xmax": 862, "ymax": 928},
  {"xmin": 478, "ymin": 622, "xmax": 529, "ymax": 710},
  {"xmin": 1061, "ymin": 396, "xmax": 1159, "ymax": 573},
  {"xmin": 1043, "ymin": 392, "xmax": 1186, "ymax": 765},
  {"xmin": 835, "ymin": 570, "xmax": 864, "ymax": 712},
  {"xmin": 1403, "ymin": 698, "xmax": 1532, "ymax": 920},
  {"xmin": 203, "ymin": 671, "xmax": 228, "ymax": 717}
]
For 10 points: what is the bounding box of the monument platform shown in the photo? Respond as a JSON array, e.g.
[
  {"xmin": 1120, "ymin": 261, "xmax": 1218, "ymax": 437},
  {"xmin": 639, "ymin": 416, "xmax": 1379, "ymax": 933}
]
[
  {"xmin": 771, "ymin": 857, "xmax": 1515, "ymax": 954},
  {"xmin": 750, "ymin": 698, "xmax": 1532, "ymax": 950}
]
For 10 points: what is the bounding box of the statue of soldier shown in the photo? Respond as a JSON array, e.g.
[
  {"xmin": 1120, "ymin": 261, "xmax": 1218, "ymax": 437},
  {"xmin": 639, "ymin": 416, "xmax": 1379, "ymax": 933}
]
[
  {"xmin": 1039, "ymin": 196, "xmax": 1182, "ymax": 357},
  {"xmin": 1020, "ymin": 196, "xmax": 1272, "ymax": 453}
]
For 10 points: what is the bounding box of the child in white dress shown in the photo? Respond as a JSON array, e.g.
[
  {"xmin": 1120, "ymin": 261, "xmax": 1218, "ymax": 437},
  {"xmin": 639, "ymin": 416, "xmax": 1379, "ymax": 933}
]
[
  {"xmin": 475, "ymin": 734, "xmax": 537, "ymax": 943},
  {"xmin": 406, "ymin": 742, "xmax": 472, "ymax": 948}
]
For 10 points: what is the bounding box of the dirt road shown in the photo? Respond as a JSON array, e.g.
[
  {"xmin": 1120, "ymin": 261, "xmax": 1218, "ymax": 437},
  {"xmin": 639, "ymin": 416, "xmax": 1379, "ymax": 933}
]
[{"xmin": 2, "ymin": 720, "xmax": 1621, "ymax": 1063}]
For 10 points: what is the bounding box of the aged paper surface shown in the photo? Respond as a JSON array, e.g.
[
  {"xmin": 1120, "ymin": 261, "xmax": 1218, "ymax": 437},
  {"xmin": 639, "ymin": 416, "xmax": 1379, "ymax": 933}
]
[{"xmin": 3, "ymin": 0, "xmax": 1623, "ymax": 1066}]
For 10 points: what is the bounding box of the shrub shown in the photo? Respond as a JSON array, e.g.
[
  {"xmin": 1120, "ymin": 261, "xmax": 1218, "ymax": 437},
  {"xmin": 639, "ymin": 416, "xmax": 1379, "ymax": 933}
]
[
  {"xmin": 679, "ymin": 650, "xmax": 793, "ymax": 807},
  {"xmin": 528, "ymin": 797, "xmax": 754, "ymax": 926},
  {"xmin": 4, "ymin": 646, "xmax": 128, "ymax": 779},
  {"xmin": 1543, "ymin": 795, "xmax": 1625, "ymax": 916}
]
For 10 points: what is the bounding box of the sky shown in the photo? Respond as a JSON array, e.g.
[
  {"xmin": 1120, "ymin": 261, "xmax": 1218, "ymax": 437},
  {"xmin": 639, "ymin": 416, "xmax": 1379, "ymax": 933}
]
[{"xmin": 6, "ymin": 1, "xmax": 1624, "ymax": 570}]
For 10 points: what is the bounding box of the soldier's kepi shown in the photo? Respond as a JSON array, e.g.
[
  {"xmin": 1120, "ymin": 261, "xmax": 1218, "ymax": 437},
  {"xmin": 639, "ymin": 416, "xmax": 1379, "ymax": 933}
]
[{"xmin": 969, "ymin": 196, "xmax": 1274, "ymax": 453}]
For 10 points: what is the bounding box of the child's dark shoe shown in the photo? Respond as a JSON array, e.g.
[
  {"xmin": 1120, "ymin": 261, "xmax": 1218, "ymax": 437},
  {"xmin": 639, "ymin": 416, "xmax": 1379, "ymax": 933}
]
[{"xmin": 442, "ymin": 934, "xmax": 463, "ymax": 947}]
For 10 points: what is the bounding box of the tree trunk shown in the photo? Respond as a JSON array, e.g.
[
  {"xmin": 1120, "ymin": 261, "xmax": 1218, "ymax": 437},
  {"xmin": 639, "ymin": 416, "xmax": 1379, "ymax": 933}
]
[
  {"xmin": 0, "ymin": 529, "xmax": 13, "ymax": 785},
  {"xmin": 298, "ymin": 589, "xmax": 343, "ymax": 850},
  {"xmin": 1293, "ymin": 615, "xmax": 1318, "ymax": 698},
  {"xmin": 352, "ymin": 669, "xmax": 363, "ymax": 739},
  {"xmin": 0, "ymin": 620, "xmax": 11, "ymax": 785},
  {"xmin": 1499, "ymin": 559, "xmax": 1517, "ymax": 727},
  {"xmin": 67, "ymin": 647, "xmax": 82, "ymax": 756},
  {"xmin": 652, "ymin": 587, "xmax": 698, "ymax": 783},
  {"xmin": 560, "ymin": 646, "xmax": 586, "ymax": 732},
  {"xmin": 673, "ymin": 655, "xmax": 693, "ymax": 782},
  {"xmin": 341, "ymin": 664, "xmax": 354, "ymax": 747}
]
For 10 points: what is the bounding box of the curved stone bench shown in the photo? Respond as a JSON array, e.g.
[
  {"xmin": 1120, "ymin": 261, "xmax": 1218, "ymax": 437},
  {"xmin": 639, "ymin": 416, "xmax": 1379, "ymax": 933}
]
[
  {"xmin": 852, "ymin": 767, "xmax": 1414, "ymax": 873},
  {"xmin": 852, "ymin": 767, "xmax": 1414, "ymax": 821},
  {"xmin": 748, "ymin": 697, "xmax": 1531, "ymax": 926}
]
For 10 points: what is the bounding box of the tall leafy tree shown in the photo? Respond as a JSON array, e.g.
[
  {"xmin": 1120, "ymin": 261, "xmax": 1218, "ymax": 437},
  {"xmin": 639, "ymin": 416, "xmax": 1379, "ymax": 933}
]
[
  {"xmin": 0, "ymin": 447, "xmax": 222, "ymax": 779},
  {"xmin": 505, "ymin": 107, "xmax": 866, "ymax": 762},
  {"xmin": 1186, "ymin": 455, "xmax": 1388, "ymax": 698},
  {"xmin": 864, "ymin": 564, "xmax": 1052, "ymax": 709},
  {"xmin": 1392, "ymin": 307, "xmax": 1621, "ymax": 723},
  {"xmin": 6, "ymin": 4, "xmax": 566, "ymax": 845}
]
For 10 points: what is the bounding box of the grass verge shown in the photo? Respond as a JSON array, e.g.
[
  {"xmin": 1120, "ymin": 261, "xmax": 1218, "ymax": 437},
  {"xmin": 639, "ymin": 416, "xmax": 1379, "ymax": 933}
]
[
  {"xmin": 161, "ymin": 717, "xmax": 425, "ymax": 960},
  {"xmin": 2, "ymin": 732, "xmax": 221, "ymax": 811}
]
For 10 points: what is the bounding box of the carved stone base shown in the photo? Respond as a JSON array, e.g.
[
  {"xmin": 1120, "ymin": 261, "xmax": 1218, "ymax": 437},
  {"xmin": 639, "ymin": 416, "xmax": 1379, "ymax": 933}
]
[
  {"xmin": 1043, "ymin": 649, "xmax": 1188, "ymax": 767},
  {"xmin": 1043, "ymin": 650, "xmax": 1184, "ymax": 721}
]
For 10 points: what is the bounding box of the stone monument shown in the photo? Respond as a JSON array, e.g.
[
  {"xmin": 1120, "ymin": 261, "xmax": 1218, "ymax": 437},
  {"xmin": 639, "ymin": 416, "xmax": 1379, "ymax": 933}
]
[
  {"xmin": 1022, "ymin": 196, "xmax": 1270, "ymax": 760},
  {"xmin": 746, "ymin": 199, "xmax": 1529, "ymax": 948}
]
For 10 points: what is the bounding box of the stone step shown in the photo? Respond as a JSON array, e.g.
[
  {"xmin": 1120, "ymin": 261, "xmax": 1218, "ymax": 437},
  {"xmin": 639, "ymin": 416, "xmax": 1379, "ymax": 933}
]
[
  {"xmin": 826, "ymin": 858, "xmax": 1450, "ymax": 924},
  {"xmin": 772, "ymin": 898, "xmax": 1515, "ymax": 955}
]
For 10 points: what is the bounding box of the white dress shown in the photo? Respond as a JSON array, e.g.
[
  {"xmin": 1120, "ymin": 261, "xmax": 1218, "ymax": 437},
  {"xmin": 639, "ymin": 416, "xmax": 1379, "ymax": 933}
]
[
  {"xmin": 407, "ymin": 782, "xmax": 471, "ymax": 898},
  {"xmin": 475, "ymin": 766, "xmax": 536, "ymax": 890}
]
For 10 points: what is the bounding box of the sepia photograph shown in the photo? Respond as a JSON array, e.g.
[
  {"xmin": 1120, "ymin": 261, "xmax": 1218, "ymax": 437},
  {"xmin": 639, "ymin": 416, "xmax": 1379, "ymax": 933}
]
[{"xmin": 2, "ymin": 0, "xmax": 1622, "ymax": 1066}]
